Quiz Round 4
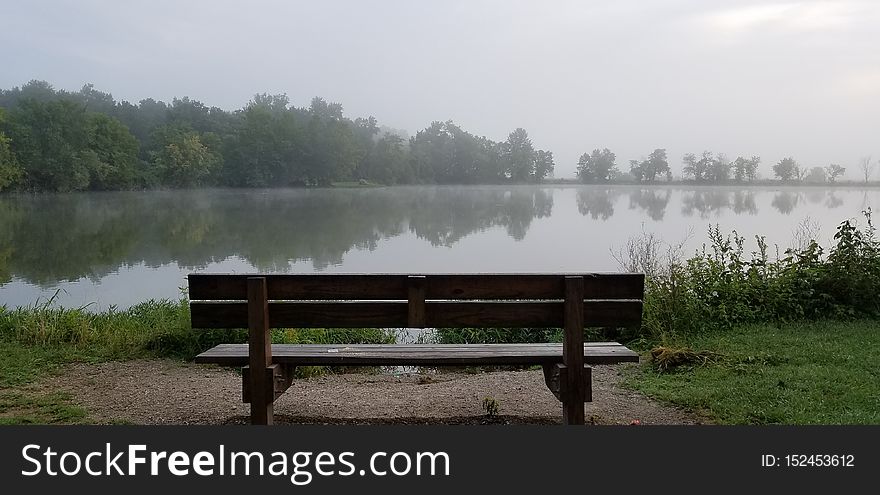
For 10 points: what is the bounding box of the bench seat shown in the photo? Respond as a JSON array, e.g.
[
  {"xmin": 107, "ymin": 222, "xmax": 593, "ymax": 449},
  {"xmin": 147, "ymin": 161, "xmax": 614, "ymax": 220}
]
[{"xmin": 195, "ymin": 342, "xmax": 640, "ymax": 367}]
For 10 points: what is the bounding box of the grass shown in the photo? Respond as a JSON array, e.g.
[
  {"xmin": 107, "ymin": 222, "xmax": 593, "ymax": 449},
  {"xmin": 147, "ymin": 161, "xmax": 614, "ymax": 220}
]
[
  {"xmin": 623, "ymin": 320, "xmax": 880, "ymax": 424},
  {"xmin": 0, "ymin": 340, "xmax": 89, "ymax": 424}
]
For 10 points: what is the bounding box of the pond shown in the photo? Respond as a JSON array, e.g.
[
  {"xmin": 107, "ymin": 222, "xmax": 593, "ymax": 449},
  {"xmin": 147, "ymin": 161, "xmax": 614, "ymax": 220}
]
[{"xmin": 0, "ymin": 185, "xmax": 876, "ymax": 310}]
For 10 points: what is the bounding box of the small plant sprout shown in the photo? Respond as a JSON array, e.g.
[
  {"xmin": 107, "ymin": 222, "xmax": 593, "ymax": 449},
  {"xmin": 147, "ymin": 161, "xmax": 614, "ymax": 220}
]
[{"xmin": 482, "ymin": 396, "xmax": 499, "ymax": 417}]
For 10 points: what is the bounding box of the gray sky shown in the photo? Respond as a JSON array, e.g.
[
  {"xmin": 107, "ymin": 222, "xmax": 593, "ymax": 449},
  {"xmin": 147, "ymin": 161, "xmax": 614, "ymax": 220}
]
[{"xmin": 2, "ymin": 0, "xmax": 878, "ymax": 178}]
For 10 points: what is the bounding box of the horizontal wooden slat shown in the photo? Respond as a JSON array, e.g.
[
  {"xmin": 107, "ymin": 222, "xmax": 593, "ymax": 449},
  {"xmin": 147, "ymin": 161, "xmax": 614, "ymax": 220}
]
[
  {"xmin": 195, "ymin": 343, "xmax": 640, "ymax": 367},
  {"xmin": 190, "ymin": 300, "xmax": 642, "ymax": 329},
  {"xmin": 187, "ymin": 273, "xmax": 645, "ymax": 301}
]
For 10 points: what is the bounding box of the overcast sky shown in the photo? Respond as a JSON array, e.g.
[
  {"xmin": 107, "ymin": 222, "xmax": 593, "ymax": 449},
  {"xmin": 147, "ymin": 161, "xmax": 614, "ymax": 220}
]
[{"xmin": 2, "ymin": 0, "xmax": 878, "ymax": 178}]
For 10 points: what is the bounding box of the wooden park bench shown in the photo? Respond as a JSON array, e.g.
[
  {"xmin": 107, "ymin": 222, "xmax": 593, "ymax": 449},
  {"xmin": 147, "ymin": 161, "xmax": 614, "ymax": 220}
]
[{"xmin": 188, "ymin": 273, "xmax": 643, "ymax": 425}]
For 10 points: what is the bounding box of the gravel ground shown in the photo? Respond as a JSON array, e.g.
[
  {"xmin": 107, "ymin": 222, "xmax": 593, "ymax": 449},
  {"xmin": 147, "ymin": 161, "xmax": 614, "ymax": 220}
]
[
  {"xmin": 41, "ymin": 360, "xmax": 707, "ymax": 424},
  {"xmin": 42, "ymin": 360, "xmax": 708, "ymax": 425}
]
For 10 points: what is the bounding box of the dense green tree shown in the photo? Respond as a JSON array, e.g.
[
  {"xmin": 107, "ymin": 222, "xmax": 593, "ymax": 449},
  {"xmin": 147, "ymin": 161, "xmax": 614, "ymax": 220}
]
[
  {"xmin": 576, "ymin": 148, "xmax": 617, "ymax": 183},
  {"xmin": 303, "ymin": 111, "xmax": 360, "ymax": 185},
  {"xmin": 0, "ymin": 109, "xmax": 23, "ymax": 191},
  {"xmin": 150, "ymin": 125, "xmax": 221, "ymax": 187},
  {"xmin": 409, "ymin": 121, "xmax": 505, "ymax": 184},
  {"xmin": 0, "ymin": 132, "xmax": 22, "ymax": 191},
  {"xmin": 359, "ymin": 134, "xmax": 411, "ymax": 184},
  {"xmin": 223, "ymin": 95, "xmax": 302, "ymax": 186},
  {"xmin": 6, "ymin": 99, "xmax": 92, "ymax": 191},
  {"xmin": 74, "ymin": 83, "xmax": 117, "ymax": 115},
  {"xmin": 86, "ymin": 113, "xmax": 140, "ymax": 189}
]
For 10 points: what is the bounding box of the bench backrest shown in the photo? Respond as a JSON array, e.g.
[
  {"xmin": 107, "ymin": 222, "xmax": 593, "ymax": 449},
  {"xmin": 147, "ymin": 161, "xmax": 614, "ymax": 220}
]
[{"xmin": 188, "ymin": 273, "xmax": 644, "ymax": 329}]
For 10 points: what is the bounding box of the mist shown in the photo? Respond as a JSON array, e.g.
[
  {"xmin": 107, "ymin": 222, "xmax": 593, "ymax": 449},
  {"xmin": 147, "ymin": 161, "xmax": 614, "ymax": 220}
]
[{"xmin": 2, "ymin": 0, "xmax": 877, "ymax": 179}]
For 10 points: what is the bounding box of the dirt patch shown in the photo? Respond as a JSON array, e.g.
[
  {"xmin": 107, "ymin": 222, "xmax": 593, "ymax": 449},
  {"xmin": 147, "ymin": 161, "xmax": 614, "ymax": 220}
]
[{"xmin": 42, "ymin": 360, "xmax": 708, "ymax": 425}]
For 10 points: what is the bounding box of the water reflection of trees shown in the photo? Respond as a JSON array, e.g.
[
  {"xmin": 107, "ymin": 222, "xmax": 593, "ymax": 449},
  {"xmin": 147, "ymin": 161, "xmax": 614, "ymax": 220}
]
[
  {"xmin": 576, "ymin": 188, "xmax": 620, "ymax": 220},
  {"xmin": 407, "ymin": 187, "xmax": 552, "ymax": 244},
  {"xmin": 771, "ymin": 191, "xmax": 800, "ymax": 215},
  {"xmin": 732, "ymin": 191, "xmax": 757, "ymax": 215},
  {"xmin": 0, "ymin": 187, "xmax": 554, "ymax": 285},
  {"xmin": 627, "ymin": 189, "xmax": 670, "ymax": 221},
  {"xmin": 825, "ymin": 193, "xmax": 843, "ymax": 209},
  {"xmin": 680, "ymin": 190, "xmax": 731, "ymax": 218}
]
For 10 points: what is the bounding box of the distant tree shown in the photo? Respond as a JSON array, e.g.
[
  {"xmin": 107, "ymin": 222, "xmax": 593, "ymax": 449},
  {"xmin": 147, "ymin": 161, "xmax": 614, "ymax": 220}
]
[
  {"xmin": 859, "ymin": 155, "xmax": 874, "ymax": 183},
  {"xmin": 804, "ymin": 166, "xmax": 826, "ymax": 183},
  {"xmin": 629, "ymin": 160, "xmax": 644, "ymax": 181},
  {"xmin": 630, "ymin": 148, "xmax": 669, "ymax": 182},
  {"xmin": 745, "ymin": 156, "xmax": 760, "ymax": 181},
  {"xmin": 733, "ymin": 156, "xmax": 760, "ymax": 182},
  {"xmin": 825, "ymin": 163, "xmax": 845, "ymax": 183},
  {"xmin": 360, "ymin": 134, "xmax": 411, "ymax": 184},
  {"xmin": 502, "ymin": 128, "xmax": 536, "ymax": 182},
  {"xmin": 682, "ymin": 151, "xmax": 714, "ymax": 182},
  {"xmin": 706, "ymin": 153, "xmax": 731, "ymax": 182},
  {"xmin": 534, "ymin": 149, "xmax": 554, "ymax": 181},
  {"xmin": 309, "ymin": 96, "xmax": 343, "ymax": 120},
  {"xmin": 773, "ymin": 157, "xmax": 800, "ymax": 182},
  {"xmin": 576, "ymin": 148, "xmax": 617, "ymax": 183}
]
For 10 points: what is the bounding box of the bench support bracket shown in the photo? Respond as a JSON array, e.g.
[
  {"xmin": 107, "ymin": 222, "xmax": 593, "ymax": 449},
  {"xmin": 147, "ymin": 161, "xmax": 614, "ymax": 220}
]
[
  {"xmin": 543, "ymin": 363, "xmax": 592, "ymax": 403},
  {"xmin": 242, "ymin": 364, "xmax": 296, "ymax": 403}
]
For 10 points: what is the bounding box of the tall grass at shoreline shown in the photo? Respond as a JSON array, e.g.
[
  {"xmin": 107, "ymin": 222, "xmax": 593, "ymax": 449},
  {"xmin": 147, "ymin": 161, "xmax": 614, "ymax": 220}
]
[{"xmin": 0, "ymin": 298, "xmax": 397, "ymax": 364}]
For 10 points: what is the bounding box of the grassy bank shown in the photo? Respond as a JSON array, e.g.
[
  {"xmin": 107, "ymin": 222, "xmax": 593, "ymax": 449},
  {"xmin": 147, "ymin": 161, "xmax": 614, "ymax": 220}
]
[
  {"xmin": 623, "ymin": 320, "xmax": 879, "ymax": 424},
  {"xmin": 0, "ymin": 300, "xmax": 397, "ymax": 424}
]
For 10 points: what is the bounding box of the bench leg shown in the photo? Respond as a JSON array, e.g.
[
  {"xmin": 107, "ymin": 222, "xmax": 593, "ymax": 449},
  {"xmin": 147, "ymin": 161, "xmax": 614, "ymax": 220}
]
[
  {"xmin": 249, "ymin": 367, "xmax": 274, "ymax": 425},
  {"xmin": 248, "ymin": 277, "xmax": 273, "ymax": 425}
]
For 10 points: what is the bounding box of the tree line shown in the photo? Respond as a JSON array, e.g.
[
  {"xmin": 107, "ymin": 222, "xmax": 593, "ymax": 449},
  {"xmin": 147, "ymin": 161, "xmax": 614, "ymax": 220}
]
[
  {"xmin": 576, "ymin": 148, "xmax": 873, "ymax": 184},
  {"xmin": 0, "ymin": 81, "xmax": 555, "ymax": 192}
]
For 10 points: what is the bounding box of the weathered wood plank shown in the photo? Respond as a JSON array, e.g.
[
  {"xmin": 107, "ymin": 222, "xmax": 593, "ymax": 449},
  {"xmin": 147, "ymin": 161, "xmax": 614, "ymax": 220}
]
[
  {"xmin": 194, "ymin": 343, "xmax": 640, "ymax": 367},
  {"xmin": 247, "ymin": 277, "xmax": 273, "ymax": 425},
  {"xmin": 190, "ymin": 300, "xmax": 642, "ymax": 329},
  {"xmin": 562, "ymin": 276, "xmax": 586, "ymax": 425},
  {"xmin": 188, "ymin": 273, "xmax": 645, "ymax": 301},
  {"xmin": 407, "ymin": 276, "xmax": 426, "ymax": 328}
]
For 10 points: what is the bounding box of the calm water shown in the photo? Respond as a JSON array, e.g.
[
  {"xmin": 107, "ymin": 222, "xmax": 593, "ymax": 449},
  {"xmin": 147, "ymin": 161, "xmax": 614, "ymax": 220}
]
[{"xmin": 1, "ymin": 185, "xmax": 877, "ymax": 310}]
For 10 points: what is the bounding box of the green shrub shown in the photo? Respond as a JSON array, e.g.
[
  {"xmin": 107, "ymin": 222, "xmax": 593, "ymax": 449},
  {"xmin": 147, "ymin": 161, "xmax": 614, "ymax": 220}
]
[{"xmin": 642, "ymin": 209, "xmax": 880, "ymax": 339}]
